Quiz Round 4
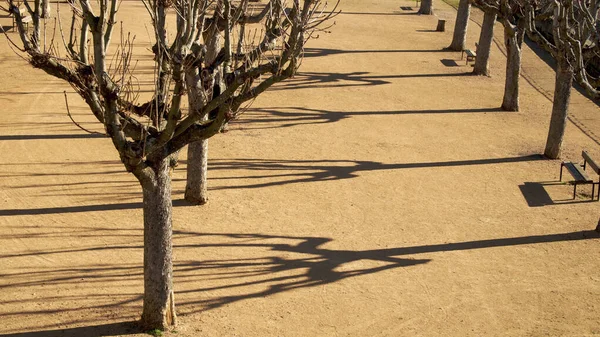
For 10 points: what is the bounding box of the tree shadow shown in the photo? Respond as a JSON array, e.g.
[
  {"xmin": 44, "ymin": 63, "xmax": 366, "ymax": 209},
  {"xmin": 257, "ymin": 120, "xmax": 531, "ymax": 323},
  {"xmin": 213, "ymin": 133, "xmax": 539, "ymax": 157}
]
[
  {"xmin": 0, "ymin": 134, "xmax": 106, "ymax": 140},
  {"xmin": 202, "ymin": 155, "xmax": 546, "ymax": 191},
  {"xmin": 1, "ymin": 227, "xmax": 597, "ymax": 335},
  {"xmin": 270, "ymin": 71, "xmax": 472, "ymax": 91},
  {"xmin": 0, "ymin": 321, "xmax": 141, "ymax": 337},
  {"xmin": 303, "ymin": 47, "xmax": 448, "ymax": 58},
  {"xmin": 234, "ymin": 106, "xmax": 503, "ymax": 130},
  {"xmin": 0, "ymin": 199, "xmax": 190, "ymax": 216}
]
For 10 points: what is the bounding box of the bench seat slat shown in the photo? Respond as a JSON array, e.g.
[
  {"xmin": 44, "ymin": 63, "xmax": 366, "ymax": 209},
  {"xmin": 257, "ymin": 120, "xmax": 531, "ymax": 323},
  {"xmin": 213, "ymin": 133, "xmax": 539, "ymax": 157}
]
[{"xmin": 563, "ymin": 162, "xmax": 592, "ymax": 183}]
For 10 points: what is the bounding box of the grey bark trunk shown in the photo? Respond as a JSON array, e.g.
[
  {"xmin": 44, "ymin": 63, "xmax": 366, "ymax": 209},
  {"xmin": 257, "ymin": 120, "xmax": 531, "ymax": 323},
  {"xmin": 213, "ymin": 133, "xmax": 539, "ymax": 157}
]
[
  {"xmin": 544, "ymin": 61, "xmax": 573, "ymax": 159},
  {"xmin": 418, "ymin": 0, "xmax": 434, "ymax": 15},
  {"xmin": 472, "ymin": 12, "xmax": 495, "ymax": 76},
  {"xmin": 184, "ymin": 24, "xmax": 221, "ymax": 205},
  {"xmin": 185, "ymin": 140, "xmax": 208, "ymax": 204},
  {"xmin": 41, "ymin": 0, "xmax": 50, "ymax": 18},
  {"xmin": 448, "ymin": 0, "xmax": 470, "ymax": 51},
  {"xmin": 501, "ymin": 27, "xmax": 522, "ymax": 111},
  {"xmin": 141, "ymin": 158, "xmax": 176, "ymax": 329}
]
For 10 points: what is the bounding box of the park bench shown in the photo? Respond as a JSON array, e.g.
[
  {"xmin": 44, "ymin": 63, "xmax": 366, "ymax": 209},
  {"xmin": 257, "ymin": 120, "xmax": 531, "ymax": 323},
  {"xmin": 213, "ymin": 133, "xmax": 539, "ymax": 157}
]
[
  {"xmin": 559, "ymin": 150, "xmax": 600, "ymax": 201},
  {"xmin": 461, "ymin": 43, "xmax": 478, "ymax": 65}
]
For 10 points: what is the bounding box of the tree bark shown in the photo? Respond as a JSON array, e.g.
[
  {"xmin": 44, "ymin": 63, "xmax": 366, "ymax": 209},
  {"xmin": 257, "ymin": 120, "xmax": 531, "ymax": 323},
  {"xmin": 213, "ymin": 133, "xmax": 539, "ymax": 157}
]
[
  {"xmin": 473, "ymin": 12, "xmax": 495, "ymax": 76},
  {"xmin": 184, "ymin": 22, "xmax": 221, "ymax": 205},
  {"xmin": 544, "ymin": 60, "xmax": 573, "ymax": 159},
  {"xmin": 418, "ymin": 0, "xmax": 434, "ymax": 15},
  {"xmin": 448, "ymin": 0, "xmax": 470, "ymax": 51},
  {"xmin": 41, "ymin": 0, "xmax": 50, "ymax": 18},
  {"xmin": 501, "ymin": 26, "xmax": 522, "ymax": 111},
  {"xmin": 140, "ymin": 158, "xmax": 177, "ymax": 330},
  {"xmin": 185, "ymin": 140, "xmax": 209, "ymax": 204}
]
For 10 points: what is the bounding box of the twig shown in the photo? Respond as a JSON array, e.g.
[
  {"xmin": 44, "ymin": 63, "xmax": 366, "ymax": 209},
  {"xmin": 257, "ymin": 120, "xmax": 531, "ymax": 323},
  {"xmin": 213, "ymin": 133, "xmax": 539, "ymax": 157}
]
[{"xmin": 64, "ymin": 91, "xmax": 107, "ymax": 136}]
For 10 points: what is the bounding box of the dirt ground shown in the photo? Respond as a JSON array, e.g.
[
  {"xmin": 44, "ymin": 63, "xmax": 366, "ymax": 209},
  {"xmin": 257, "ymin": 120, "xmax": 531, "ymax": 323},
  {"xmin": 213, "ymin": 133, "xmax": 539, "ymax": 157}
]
[{"xmin": 1, "ymin": 0, "xmax": 600, "ymax": 336}]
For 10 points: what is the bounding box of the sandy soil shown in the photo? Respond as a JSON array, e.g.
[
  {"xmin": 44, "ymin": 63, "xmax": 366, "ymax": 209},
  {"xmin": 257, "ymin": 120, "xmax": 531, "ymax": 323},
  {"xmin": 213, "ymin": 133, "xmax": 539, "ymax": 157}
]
[{"xmin": 1, "ymin": 0, "xmax": 600, "ymax": 336}]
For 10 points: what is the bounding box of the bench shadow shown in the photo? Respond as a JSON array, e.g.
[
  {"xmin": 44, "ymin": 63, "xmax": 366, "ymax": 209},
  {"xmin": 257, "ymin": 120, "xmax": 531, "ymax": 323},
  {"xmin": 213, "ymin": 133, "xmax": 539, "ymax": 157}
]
[
  {"xmin": 440, "ymin": 59, "xmax": 459, "ymax": 67},
  {"xmin": 519, "ymin": 181, "xmax": 597, "ymax": 207}
]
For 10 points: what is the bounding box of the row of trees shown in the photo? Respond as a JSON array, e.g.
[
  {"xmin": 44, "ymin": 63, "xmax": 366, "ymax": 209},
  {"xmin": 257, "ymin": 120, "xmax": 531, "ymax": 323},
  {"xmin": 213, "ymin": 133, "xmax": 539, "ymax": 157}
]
[
  {"xmin": 447, "ymin": 0, "xmax": 600, "ymax": 159},
  {"xmin": 5, "ymin": 0, "xmax": 336, "ymax": 330}
]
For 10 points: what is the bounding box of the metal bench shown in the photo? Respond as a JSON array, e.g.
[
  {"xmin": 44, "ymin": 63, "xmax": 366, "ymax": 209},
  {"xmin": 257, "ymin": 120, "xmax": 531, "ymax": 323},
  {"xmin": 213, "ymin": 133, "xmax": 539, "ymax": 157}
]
[
  {"xmin": 559, "ymin": 150, "xmax": 600, "ymax": 200},
  {"xmin": 461, "ymin": 44, "xmax": 477, "ymax": 65}
]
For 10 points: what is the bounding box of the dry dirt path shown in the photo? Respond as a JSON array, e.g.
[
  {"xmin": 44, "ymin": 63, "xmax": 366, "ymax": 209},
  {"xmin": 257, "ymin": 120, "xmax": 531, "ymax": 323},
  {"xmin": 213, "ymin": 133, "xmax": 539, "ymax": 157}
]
[{"xmin": 0, "ymin": 0, "xmax": 599, "ymax": 336}]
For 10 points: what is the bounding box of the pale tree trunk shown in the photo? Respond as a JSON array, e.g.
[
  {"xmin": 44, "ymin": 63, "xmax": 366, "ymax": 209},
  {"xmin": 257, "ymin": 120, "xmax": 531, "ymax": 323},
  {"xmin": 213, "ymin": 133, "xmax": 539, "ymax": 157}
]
[
  {"xmin": 418, "ymin": 0, "xmax": 434, "ymax": 15},
  {"xmin": 501, "ymin": 25, "xmax": 523, "ymax": 111},
  {"xmin": 184, "ymin": 22, "xmax": 222, "ymax": 205},
  {"xmin": 473, "ymin": 12, "xmax": 496, "ymax": 76},
  {"xmin": 544, "ymin": 60, "xmax": 573, "ymax": 159},
  {"xmin": 41, "ymin": 0, "xmax": 50, "ymax": 18},
  {"xmin": 448, "ymin": 0, "xmax": 470, "ymax": 51},
  {"xmin": 140, "ymin": 157, "xmax": 176, "ymax": 330}
]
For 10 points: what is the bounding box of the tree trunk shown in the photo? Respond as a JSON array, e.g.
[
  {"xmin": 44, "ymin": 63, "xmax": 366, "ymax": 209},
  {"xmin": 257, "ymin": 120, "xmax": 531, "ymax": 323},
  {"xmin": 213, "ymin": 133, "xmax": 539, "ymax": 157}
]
[
  {"xmin": 501, "ymin": 26, "xmax": 522, "ymax": 111},
  {"xmin": 184, "ymin": 23, "xmax": 222, "ymax": 205},
  {"xmin": 448, "ymin": 0, "xmax": 470, "ymax": 51},
  {"xmin": 140, "ymin": 158, "xmax": 177, "ymax": 330},
  {"xmin": 185, "ymin": 140, "xmax": 209, "ymax": 204},
  {"xmin": 544, "ymin": 60, "xmax": 573, "ymax": 159},
  {"xmin": 473, "ymin": 12, "xmax": 496, "ymax": 76},
  {"xmin": 41, "ymin": 0, "xmax": 50, "ymax": 18},
  {"xmin": 418, "ymin": 0, "xmax": 434, "ymax": 15}
]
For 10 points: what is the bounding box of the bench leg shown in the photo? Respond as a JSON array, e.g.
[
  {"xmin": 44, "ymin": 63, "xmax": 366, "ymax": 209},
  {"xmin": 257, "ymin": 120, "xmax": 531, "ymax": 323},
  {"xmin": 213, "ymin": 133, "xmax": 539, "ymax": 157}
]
[
  {"xmin": 592, "ymin": 183, "xmax": 596, "ymax": 201},
  {"xmin": 559, "ymin": 163, "xmax": 563, "ymax": 181},
  {"xmin": 573, "ymin": 184, "xmax": 577, "ymax": 199}
]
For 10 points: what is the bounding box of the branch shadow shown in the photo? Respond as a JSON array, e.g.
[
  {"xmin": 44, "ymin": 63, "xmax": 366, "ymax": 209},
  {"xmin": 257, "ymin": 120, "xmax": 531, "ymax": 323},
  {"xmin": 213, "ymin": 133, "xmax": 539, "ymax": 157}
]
[
  {"xmin": 0, "ymin": 321, "xmax": 141, "ymax": 337},
  {"xmin": 0, "ymin": 134, "xmax": 106, "ymax": 140},
  {"xmin": 270, "ymin": 71, "xmax": 472, "ymax": 91},
  {"xmin": 303, "ymin": 47, "xmax": 448, "ymax": 58},
  {"xmin": 199, "ymin": 155, "xmax": 545, "ymax": 191},
  {"xmin": 234, "ymin": 106, "xmax": 503, "ymax": 130},
  {"xmin": 2, "ymin": 227, "xmax": 597, "ymax": 335}
]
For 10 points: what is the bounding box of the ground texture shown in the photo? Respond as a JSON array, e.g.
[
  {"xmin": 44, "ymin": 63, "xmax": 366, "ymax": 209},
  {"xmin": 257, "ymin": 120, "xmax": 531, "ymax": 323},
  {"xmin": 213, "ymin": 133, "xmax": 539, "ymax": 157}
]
[{"xmin": 1, "ymin": 0, "xmax": 600, "ymax": 336}]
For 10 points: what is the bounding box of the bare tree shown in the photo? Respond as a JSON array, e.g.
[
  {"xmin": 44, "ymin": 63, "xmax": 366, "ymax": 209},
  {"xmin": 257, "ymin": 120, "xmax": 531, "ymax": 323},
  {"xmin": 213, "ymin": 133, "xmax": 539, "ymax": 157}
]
[
  {"xmin": 527, "ymin": 0, "xmax": 600, "ymax": 158},
  {"xmin": 6, "ymin": 0, "xmax": 337, "ymax": 330},
  {"xmin": 448, "ymin": 0, "xmax": 471, "ymax": 51},
  {"xmin": 418, "ymin": 0, "xmax": 434, "ymax": 15}
]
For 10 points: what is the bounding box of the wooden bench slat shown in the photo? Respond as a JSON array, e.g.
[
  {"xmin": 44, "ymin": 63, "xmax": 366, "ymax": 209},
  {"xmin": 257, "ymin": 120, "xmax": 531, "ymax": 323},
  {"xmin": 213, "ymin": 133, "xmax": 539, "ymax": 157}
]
[{"xmin": 582, "ymin": 150, "xmax": 600, "ymax": 174}]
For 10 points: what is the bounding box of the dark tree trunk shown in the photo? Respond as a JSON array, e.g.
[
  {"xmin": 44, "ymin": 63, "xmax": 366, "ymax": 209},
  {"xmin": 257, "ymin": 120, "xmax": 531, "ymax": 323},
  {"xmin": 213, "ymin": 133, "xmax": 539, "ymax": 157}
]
[
  {"xmin": 473, "ymin": 12, "xmax": 496, "ymax": 76},
  {"xmin": 501, "ymin": 26, "xmax": 523, "ymax": 111},
  {"xmin": 544, "ymin": 60, "xmax": 573, "ymax": 159},
  {"xmin": 140, "ymin": 157, "xmax": 176, "ymax": 330},
  {"xmin": 448, "ymin": 0, "xmax": 470, "ymax": 51},
  {"xmin": 418, "ymin": 0, "xmax": 434, "ymax": 15}
]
